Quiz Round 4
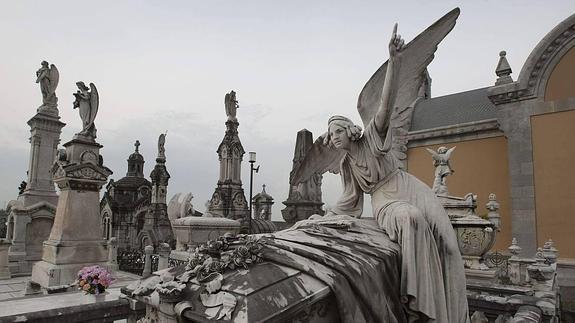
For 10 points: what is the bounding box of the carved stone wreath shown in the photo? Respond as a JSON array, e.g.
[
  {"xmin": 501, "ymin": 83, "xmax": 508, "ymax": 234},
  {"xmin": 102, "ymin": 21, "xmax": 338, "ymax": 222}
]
[{"xmin": 177, "ymin": 233, "xmax": 265, "ymax": 283}]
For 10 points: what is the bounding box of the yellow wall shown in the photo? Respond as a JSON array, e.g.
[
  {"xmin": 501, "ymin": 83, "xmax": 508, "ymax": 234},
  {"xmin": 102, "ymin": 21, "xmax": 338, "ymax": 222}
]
[
  {"xmin": 531, "ymin": 109, "xmax": 575, "ymax": 258},
  {"xmin": 407, "ymin": 136, "xmax": 512, "ymax": 251},
  {"xmin": 545, "ymin": 47, "xmax": 575, "ymax": 101}
]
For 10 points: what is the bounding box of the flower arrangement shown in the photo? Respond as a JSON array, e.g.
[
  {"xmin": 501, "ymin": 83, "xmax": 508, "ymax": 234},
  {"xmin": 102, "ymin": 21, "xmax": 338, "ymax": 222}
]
[{"xmin": 77, "ymin": 265, "xmax": 113, "ymax": 294}]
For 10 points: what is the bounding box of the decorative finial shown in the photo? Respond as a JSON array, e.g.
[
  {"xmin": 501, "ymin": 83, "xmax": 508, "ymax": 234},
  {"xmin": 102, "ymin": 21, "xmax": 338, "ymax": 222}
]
[
  {"xmin": 508, "ymin": 237, "xmax": 522, "ymax": 257},
  {"xmin": 495, "ymin": 50, "xmax": 513, "ymax": 85},
  {"xmin": 486, "ymin": 193, "xmax": 501, "ymax": 231},
  {"xmin": 262, "ymin": 184, "xmax": 266, "ymax": 193},
  {"xmin": 135, "ymin": 140, "xmax": 140, "ymax": 153}
]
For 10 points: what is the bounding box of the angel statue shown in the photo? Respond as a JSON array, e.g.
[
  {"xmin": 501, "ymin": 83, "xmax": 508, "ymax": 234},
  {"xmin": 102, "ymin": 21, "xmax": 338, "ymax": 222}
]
[
  {"xmin": 224, "ymin": 90, "xmax": 238, "ymax": 121},
  {"xmin": 158, "ymin": 133, "xmax": 166, "ymax": 160},
  {"xmin": 290, "ymin": 9, "xmax": 469, "ymax": 323},
  {"xmin": 426, "ymin": 146, "xmax": 456, "ymax": 195},
  {"xmin": 73, "ymin": 81, "xmax": 99, "ymax": 138},
  {"xmin": 36, "ymin": 61, "xmax": 59, "ymax": 108}
]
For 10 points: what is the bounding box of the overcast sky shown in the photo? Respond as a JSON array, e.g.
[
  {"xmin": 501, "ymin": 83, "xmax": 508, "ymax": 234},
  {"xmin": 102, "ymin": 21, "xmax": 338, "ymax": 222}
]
[{"xmin": 1, "ymin": 1, "xmax": 574, "ymax": 220}]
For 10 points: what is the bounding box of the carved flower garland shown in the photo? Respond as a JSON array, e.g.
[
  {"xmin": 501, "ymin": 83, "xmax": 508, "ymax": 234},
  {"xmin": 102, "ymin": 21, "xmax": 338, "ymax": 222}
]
[{"xmin": 177, "ymin": 234, "xmax": 265, "ymax": 283}]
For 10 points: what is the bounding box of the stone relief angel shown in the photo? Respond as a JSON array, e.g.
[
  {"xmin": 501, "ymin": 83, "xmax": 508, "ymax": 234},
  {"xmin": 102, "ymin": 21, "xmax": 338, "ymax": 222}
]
[
  {"xmin": 73, "ymin": 81, "xmax": 98, "ymax": 138},
  {"xmin": 425, "ymin": 146, "xmax": 456, "ymax": 195},
  {"xmin": 36, "ymin": 61, "xmax": 59, "ymax": 107},
  {"xmin": 290, "ymin": 9, "xmax": 469, "ymax": 322}
]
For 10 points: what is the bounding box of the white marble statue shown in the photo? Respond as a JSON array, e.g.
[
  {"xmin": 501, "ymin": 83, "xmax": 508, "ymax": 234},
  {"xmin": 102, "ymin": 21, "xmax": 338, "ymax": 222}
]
[
  {"xmin": 36, "ymin": 61, "xmax": 59, "ymax": 107},
  {"xmin": 158, "ymin": 133, "xmax": 166, "ymax": 160},
  {"xmin": 291, "ymin": 9, "xmax": 469, "ymax": 323},
  {"xmin": 426, "ymin": 146, "xmax": 456, "ymax": 195},
  {"xmin": 73, "ymin": 81, "xmax": 99, "ymax": 138},
  {"xmin": 224, "ymin": 90, "xmax": 238, "ymax": 121}
]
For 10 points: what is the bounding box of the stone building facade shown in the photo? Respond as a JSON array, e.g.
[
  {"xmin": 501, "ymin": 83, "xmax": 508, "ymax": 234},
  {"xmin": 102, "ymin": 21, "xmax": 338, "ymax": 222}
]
[{"xmin": 100, "ymin": 141, "xmax": 154, "ymax": 250}]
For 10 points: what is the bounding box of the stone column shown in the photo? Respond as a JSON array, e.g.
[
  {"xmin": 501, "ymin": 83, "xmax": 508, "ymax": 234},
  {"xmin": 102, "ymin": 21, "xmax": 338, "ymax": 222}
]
[
  {"xmin": 143, "ymin": 245, "xmax": 154, "ymax": 278},
  {"xmin": 107, "ymin": 237, "xmax": 119, "ymax": 271},
  {"xmin": 31, "ymin": 135, "xmax": 113, "ymax": 290},
  {"xmin": 157, "ymin": 242, "xmax": 171, "ymax": 271},
  {"xmin": 0, "ymin": 239, "xmax": 12, "ymax": 280}
]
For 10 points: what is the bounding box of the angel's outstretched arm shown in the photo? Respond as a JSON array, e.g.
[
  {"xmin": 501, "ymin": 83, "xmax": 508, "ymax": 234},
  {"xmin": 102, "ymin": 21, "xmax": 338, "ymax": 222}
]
[{"xmin": 374, "ymin": 24, "xmax": 405, "ymax": 134}]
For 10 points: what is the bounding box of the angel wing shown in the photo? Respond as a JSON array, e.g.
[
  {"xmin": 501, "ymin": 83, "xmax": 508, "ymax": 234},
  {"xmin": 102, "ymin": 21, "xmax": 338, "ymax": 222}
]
[
  {"xmin": 357, "ymin": 8, "xmax": 459, "ymax": 166},
  {"xmin": 445, "ymin": 146, "xmax": 456, "ymax": 159},
  {"xmin": 357, "ymin": 8, "xmax": 459, "ymax": 127},
  {"xmin": 89, "ymin": 83, "xmax": 99, "ymax": 124},
  {"xmin": 289, "ymin": 135, "xmax": 345, "ymax": 185},
  {"xmin": 425, "ymin": 147, "xmax": 439, "ymax": 159},
  {"xmin": 48, "ymin": 64, "xmax": 59, "ymax": 94},
  {"xmin": 167, "ymin": 193, "xmax": 182, "ymax": 222}
]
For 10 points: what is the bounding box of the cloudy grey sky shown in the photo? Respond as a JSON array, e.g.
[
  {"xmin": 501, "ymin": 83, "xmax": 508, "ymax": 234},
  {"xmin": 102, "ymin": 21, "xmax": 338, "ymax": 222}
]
[{"xmin": 1, "ymin": 1, "xmax": 574, "ymax": 220}]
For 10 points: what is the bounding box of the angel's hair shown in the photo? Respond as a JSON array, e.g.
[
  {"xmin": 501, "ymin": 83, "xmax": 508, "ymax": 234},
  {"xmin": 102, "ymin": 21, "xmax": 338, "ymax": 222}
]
[{"xmin": 325, "ymin": 115, "xmax": 363, "ymax": 146}]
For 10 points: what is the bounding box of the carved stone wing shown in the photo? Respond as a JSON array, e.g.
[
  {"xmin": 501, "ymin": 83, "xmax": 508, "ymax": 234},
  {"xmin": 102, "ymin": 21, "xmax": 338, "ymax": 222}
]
[
  {"xmin": 48, "ymin": 64, "xmax": 59, "ymax": 94},
  {"xmin": 445, "ymin": 146, "xmax": 456, "ymax": 159},
  {"xmin": 289, "ymin": 135, "xmax": 345, "ymax": 185},
  {"xmin": 356, "ymin": 8, "xmax": 460, "ymax": 128},
  {"xmin": 89, "ymin": 83, "xmax": 99, "ymax": 124},
  {"xmin": 168, "ymin": 193, "xmax": 182, "ymax": 221}
]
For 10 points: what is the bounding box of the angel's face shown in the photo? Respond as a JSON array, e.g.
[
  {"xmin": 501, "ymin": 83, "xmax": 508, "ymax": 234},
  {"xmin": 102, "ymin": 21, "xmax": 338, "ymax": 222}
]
[{"xmin": 329, "ymin": 124, "xmax": 351, "ymax": 150}]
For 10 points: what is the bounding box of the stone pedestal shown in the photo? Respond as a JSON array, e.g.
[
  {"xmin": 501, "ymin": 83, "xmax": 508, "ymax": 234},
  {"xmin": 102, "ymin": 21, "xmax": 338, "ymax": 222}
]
[
  {"xmin": 31, "ymin": 135, "xmax": 112, "ymax": 290},
  {"xmin": 7, "ymin": 109, "xmax": 64, "ymax": 275}
]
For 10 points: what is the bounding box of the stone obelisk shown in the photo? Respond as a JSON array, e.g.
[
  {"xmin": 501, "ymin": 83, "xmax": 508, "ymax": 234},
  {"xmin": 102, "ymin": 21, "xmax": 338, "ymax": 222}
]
[
  {"xmin": 7, "ymin": 61, "xmax": 65, "ymax": 275},
  {"xmin": 31, "ymin": 81, "xmax": 112, "ymax": 291}
]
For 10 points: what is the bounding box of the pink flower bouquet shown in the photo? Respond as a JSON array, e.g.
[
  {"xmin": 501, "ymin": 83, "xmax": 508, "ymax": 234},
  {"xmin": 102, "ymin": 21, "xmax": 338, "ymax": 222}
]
[{"xmin": 77, "ymin": 265, "xmax": 113, "ymax": 294}]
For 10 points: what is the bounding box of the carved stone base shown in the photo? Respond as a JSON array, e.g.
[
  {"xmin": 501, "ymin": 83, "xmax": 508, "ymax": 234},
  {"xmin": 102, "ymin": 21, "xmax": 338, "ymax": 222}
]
[{"xmin": 31, "ymin": 259, "xmax": 109, "ymax": 290}]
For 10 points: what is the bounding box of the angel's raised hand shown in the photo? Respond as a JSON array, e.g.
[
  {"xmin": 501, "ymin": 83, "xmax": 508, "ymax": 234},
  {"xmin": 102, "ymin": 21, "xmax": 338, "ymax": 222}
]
[{"xmin": 389, "ymin": 23, "xmax": 405, "ymax": 59}]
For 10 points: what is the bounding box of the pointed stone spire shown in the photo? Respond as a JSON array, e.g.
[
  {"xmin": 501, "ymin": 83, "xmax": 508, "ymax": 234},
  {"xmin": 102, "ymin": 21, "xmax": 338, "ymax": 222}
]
[{"xmin": 495, "ymin": 50, "xmax": 513, "ymax": 85}]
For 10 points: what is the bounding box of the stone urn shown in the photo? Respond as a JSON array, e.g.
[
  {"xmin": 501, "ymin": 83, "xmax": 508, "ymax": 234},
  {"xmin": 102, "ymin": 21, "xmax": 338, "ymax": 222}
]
[{"xmin": 438, "ymin": 193, "xmax": 497, "ymax": 270}]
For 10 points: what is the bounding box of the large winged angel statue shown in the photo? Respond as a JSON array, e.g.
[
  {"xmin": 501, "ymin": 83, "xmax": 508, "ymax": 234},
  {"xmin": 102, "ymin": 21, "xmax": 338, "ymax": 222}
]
[
  {"xmin": 73, "ymin": 81, "xmax": 99, "ymax": 138},
  {"xmin": 290, "ymin": 8, "xmax": 469, "ymax": 323},
  {"xmin": 36, "ymin": 61, "xmax": 59, "ymax": 108}
]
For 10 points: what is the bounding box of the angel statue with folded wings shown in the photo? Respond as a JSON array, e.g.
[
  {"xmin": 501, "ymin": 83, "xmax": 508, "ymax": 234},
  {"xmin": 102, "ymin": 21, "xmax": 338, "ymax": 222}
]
[
  {"xmin": 36, "ymin": 60, "xmax": 59, "ymax": 108},
  {"xmin": 73, "ymin": 81, "xmax": 99, "ymax": 139},
  {"xmin": 290, "ymin": 9, "xmax": 469, "ymax": 323}
]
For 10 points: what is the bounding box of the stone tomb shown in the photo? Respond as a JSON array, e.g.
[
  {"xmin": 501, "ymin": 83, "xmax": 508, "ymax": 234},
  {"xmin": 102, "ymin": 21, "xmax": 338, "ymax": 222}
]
[{"xmin": 31, "ymin": 133, "xmax": 112, "ymax": 289}]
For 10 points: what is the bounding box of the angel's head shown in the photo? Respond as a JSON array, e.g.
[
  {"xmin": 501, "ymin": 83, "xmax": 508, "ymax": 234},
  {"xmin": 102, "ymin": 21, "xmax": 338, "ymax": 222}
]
[
  {"xmin": 326, "ymin": 115, "xmax": 362, "ymax": 150},
  {"xmin": 437, "ymin": 146, "xmax": 448, "ymax": 154},
  {"xmin": 41, "ymin": 61, "xmax": 49, "ymax": 67},
  {"xmin": 76, "ymin": 81, "xmax": 89, "ymax": 91}
]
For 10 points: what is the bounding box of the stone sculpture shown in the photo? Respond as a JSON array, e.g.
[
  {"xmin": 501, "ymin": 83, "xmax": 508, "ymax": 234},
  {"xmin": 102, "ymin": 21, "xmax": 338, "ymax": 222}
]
[
  {"xmin": 73, "ymin": 81, "xmax": 99, "ymax": 138},
  {"xmin": 224, "ymin": 90, "xmax": 238, "ymax": 121},
  {"xmin": 291, "ymin": 8, "xmax": 469, "ymax": 322},
  {"xmin": 158, "ymin": 133, "xmax": 166, "ymax": 161},
  {"xmin": 36, "ymin": 61, "xmax": 59, "ymax": 108},
  {"xmin": 426, "ymin": 146, "xmax": 456, "ymax": 195}
]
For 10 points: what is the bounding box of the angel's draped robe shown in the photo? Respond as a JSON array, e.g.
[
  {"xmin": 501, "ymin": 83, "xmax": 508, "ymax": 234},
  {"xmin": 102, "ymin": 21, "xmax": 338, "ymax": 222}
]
[{"xmin": 329, "ymin": 120, "xmax": 470, "ymax": 323}]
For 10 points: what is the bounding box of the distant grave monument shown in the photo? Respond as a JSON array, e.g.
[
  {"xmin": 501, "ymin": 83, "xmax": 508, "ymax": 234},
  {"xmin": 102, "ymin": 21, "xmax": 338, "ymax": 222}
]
[
  {"xmin": 6, "ymin": 61, "xmax": 65, "ymax": 275},
  {"xmin": 282, "ymin": 129, "xmax": 325, "ymax": 224},
  {"xmin": 31, "ymin": 81, "xmax": 113, "ymax": 291},
  {"xmin": 138, "ymin": 134, "xmax": 176, "ymax": 249},
  {"xmin": 206, "ymin": 91, "xmax": 250, "ymax": 225}
]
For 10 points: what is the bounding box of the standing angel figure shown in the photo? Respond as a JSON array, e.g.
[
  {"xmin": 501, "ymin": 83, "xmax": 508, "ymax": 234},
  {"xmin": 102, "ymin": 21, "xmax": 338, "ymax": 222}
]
[
  {"xmin": 426, "ymin": 146, "xmax": 456, "ymax": 195},
  {"xmin": 291, "ymin": 9, "xmax": 469, "ymax": 323},
  {"xmin": 36, "ymin": 61, "xmax": 59, "ymax": 107},
  {"xmin": 73, "ymin": 81, "xmax": 99, "ymax": 138},
  {"xmin": 158, "ymin": 133, "xmax": 167, "ymax": 160},
  {"xmin": 224, "ymin": 90, "xmax": 238, "ymax": 121}
]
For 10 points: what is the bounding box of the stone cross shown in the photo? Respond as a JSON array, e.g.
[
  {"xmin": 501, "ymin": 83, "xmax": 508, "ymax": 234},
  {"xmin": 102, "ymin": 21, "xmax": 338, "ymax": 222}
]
[{"xmin": 135, "ymin": 140, "xmax": 140, "ymax": 153}]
